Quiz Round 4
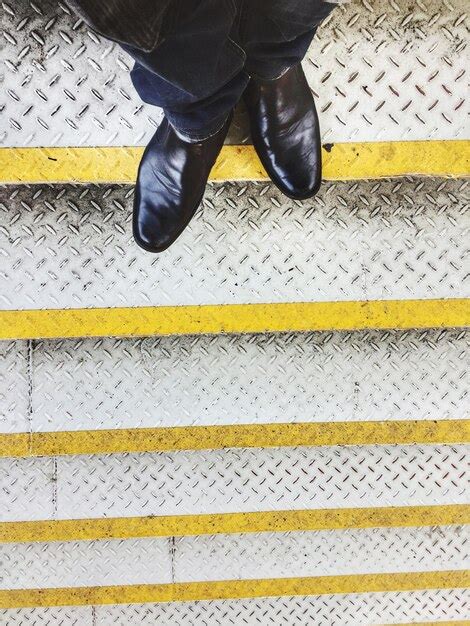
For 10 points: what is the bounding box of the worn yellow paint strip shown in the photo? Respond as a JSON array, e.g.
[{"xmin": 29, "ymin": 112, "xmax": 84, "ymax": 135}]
[
  {"xmin": 1, "ymin": 420, "xmax": 468, "ymax": 459},
  {"xmin": 0, "ymin": 571, "xmax": 468, "ymax": 608},
  {"xmin": 1, "ymin": 298, "xmax": 469, "ymax": 341},
  {"xmin": 0, "ymin": 141, "xmax": 469, "ymax": 184},
  {"xmin": 0, "ymin": 505, "xmax": 468, "ymax": 545},
  {"xmin": 321, "ymin": 140, "xmax": 470, "ymax": 180},
  {"xmin": 0, "ymin": 433, "xmax": 30, "ymax": 458}
]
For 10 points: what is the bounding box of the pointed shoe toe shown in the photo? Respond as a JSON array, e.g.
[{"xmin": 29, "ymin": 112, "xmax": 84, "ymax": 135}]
[
  {"xmin": 133, "ymin": 117, "xmax": 230, "ymax": 253},
  {"xmin": 271, "ymin": 156, "xmax": 322, "ymax": 201},
  {"xmin": 133, "ymin": 206, "xmax": 179, "ymax": 254}
]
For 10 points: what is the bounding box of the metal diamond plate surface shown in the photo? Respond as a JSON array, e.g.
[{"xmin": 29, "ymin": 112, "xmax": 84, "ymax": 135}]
[
  {"xmin": 0, "ymin": 445, "xmax": 462, "ymax": 522},
  {"xmin": 0, "ymin": 179, "xmax": 468, "ymax": 311},
  {"xmin": 84, "ymin": 589, "xmax": 470, "ymax": 625},
  {"xmin": 0, "ymin": 607, "xmax": 93, "ymax": 625},
  {"xmin": 1, "ymin": 537, "xmax": 172, "ymax": 589},
  {"xmin": 55, "ymin": 446, "xmax": 469, "ymax": 519},
  {"xmin": 17, "ymin": 329, "xmax": 467, "ymax": 433},
  {"xmin": 1, "ymin": 0, "xmax": 468, "ymax": 148},
  {"xmin": 0, "ymin": 457, "xmax": 55, "ymax": 522},
  {"xmin": 174, "ymin": 526, "xmax": 469, "ymax": 583},
  {"xmin": 0, "ymin": 340, "xmax": 29, "ymax": 433},
  {"xmin": 2, "ymin": 589, "xmax": 468, "ymax": 625},
  {"xmin": 0, "ymin": 527, "xmax": 467, "ymax": 589}
]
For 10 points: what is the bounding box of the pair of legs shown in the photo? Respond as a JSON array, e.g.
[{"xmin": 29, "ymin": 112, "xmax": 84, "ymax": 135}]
[
  {"xmin": 124, "ymin": 0, "xmax": 335, "ymax": 141},
  {"xmin": 123, "ymin": 0, "xmax": 337, "ymax": 251}
]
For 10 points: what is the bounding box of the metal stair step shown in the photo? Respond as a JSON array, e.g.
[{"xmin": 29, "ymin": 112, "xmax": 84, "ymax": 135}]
[
  {"xmin": 1, "ymin": 328, "xmax": 469, "ymax": 449},
  {"xmin": 3, "ymin": 527, "xmax": 467, "ymax": 589},
  {"xmin": 1, "ymin": 178, "xmax": 468, "ymax": 340},
  {"xmin": 1, "ymin": 590, "xmax": 468, "ymax": 625},
  {"xmin": 0, "ymin": 528, "xmax": 467, "ymax": 606},
  {"xmin": 2, "ymin": 445, "xmax": 467, "ymax": 523}
]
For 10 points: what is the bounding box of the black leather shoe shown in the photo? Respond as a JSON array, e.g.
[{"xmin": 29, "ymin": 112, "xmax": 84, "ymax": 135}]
[
  {"xmin": 133, "ymin": 116, "xmax": 231, "ymax": 253},
  {"xmin": 244, "ymin": 64, "xmax": 322, "ymax": 200}
]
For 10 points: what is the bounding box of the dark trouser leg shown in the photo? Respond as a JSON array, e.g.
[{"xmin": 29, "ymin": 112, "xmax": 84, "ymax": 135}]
[
  {"xmin": 122, "ymin": 0, "xmax": 249, "ymax": 141},
  {"xmin": 129, "ymin": 0, "xmax": 250, "ymax": 252},
  {"xmin": 240, "ymin": 0, "xmax": 337, "ymax": 79}
]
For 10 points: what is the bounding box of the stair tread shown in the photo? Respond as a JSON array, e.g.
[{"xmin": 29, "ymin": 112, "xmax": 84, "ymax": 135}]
[
  {"xmin": 1, "ymin": 179, "xmax": 468, "ymax": 313},
  {"xmin": 1, "ymin": 329, "xmax": 468, "ymax": 435}
]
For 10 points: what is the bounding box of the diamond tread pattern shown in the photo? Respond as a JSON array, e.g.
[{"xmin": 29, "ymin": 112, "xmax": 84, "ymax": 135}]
[
  {"xmin": 1, "ymin": 526, "xmax": 467, "ymax": 589},
  {"xmin": 0, "ymin": 179, "xmax": 468, "ymax": 311},
  {"xmin": 1, "ymin": 590, "xmax": 469, "ymax": 625},
  {"xmin": 1, "ymin": 445, "xmax": 467, "ymax": 522},
  {"xmin": 1, "ymin": 329, "xmax": 468, "ymax": 434}
]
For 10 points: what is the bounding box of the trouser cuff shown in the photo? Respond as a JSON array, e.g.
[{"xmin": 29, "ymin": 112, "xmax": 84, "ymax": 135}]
[
  {"xmin": 247, "ymin": 65, "xmax": 292, "ymax": 82},
  {"xmin": 166, "ymin": 112, "xmax": 231, "ymax": 143}
]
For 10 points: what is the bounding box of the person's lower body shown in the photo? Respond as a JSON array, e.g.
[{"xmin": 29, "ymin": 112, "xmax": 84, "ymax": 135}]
[{"xmin": 125, "ymin": 0, "xmax": 337, "ymax": 251}]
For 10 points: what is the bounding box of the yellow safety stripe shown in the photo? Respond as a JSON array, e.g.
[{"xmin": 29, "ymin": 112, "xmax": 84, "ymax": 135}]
[
  {"xmin": 0, "ymin": 571, "xmax": 468, "ymax": 608},
  {"xmin": 1, "ymin": 505, "xmax": 468, "ymax": 544},
  {"xmin": 0, "ymin": 141, "xmax": 469, "ymax": 184},
  {"xmin": 1, "ymin": 298, "xmax": 469, "ymax": 341},
  {"xmin": 1, "ymin": 420, "xmax": 469, "ymax": 459}
]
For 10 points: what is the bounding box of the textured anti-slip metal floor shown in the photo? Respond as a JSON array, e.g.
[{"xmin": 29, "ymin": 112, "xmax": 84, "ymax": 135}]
[
  {"xmin": 3, "ymin": 590, "xmax": 469, "ymax": 626},
  {"xmin": 2, "ymin": 445, "xmax": 467, "ymax": 522},
  {"xmin": 2, "ymin": 526, "xmax": 468, "ymax": 588},
  {"xmin": 1, "ymin": 1, "xmax": 469, "ymax": 621},
  {"xmin": 1, "ymin": 0, "xmax": 468, "ymax": 148},
  {"xmin": 0, "ymin": 179, "xmax": 468, "ymax": 311},
  {"xmin": 1, "ymin": 329, "xmax": 468, "ymax": 434}
]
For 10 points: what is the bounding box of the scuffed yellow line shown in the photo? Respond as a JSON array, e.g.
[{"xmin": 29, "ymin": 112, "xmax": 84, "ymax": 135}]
[
  {"xmin": 0, "ymin": 571, "xmax": 468, "ymax": 608},
  {"xmin": 0, "ymin": 141, "xmax": 469, "ymax": 184},
  {"xmin": 0, "ymin": 298, "xmax": 469, "ymax": 341},
  {"xmin": 0, "ymin": 505, "xmax": 468, "ymax": 545},
  {"xmin": 1, "ymin": 420, "xmax": 468, "ymax": 459}
]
